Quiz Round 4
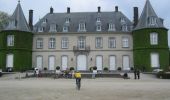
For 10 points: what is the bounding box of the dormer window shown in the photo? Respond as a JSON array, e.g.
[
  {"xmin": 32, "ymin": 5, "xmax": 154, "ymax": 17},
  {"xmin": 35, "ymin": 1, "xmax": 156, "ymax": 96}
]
[
  {"xmin": 108, "ymin": 23, "xmax": 116, "ymax": 31},
  {"xmin": 78, "ymin": 23, "xmax": 86, "ymax": 32},
  {"xmin": 96, "ymin": 17, "xmax": 101, "ymax": 22},
  {"xmin": 122, "ymin": 25, "xmax": 128, "ymax": 32},
  {"xmin": 96, "ymin": 24, "xmax": 101, "ymax": 31},
  {"xmin": 63, "ymin": 26, "xmax": 68, "ymax": 32},
  {"xmin": 9, "ymin": 20, "xmax": 17, "ymax": 29},
  {"xmin": 49, "ymin": 24, "xmax": 57, "ymax": 32},
  {"xmin": 38, "ymin": 27, "xmax": 44, "ymax": 32},
  {"xmin": 148, "ymin": 17, "xmax": 157, "ymax": 26},
  {"xmin": 65, "ymin": 18, "xmax": 70, "ymax": 23},
  {"xmin": 43, "ymin": 19, "xmax": 47, "ymax": 23},
  {"xmin": 120, "ymin": 17, "xmax": 126, "ymax": 24}
]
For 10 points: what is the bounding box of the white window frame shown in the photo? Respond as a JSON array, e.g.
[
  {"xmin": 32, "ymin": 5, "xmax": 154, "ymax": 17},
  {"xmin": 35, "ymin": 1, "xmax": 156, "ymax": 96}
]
[
  {"xmin": 96, "ymin": 17, "xmax": 101, "ymax": 22},
  {"xmin": 108, "ymin": 23, "xmax": 116, "ymax": 31},
  {"xmin": 151, "ymin": 53, "xmax": 160, "ymax": 68},
  {"xmin": 96, "ymin": 24, "xmax": 101, "ymax": 31},
  {"xmin": 63, "ymin": 26, "xmax": 68, "ymax": 32},
  {"xmin": 78, "ymin": 36, "xmax": 86, "ymax": 49},
  {"xmin": 122, "ymin": 37, "xmax": 129, "ymax": 48},
  {"xmin": 120, "ymin": 17, "xmax": 126, "ymax": 23},
  {"xmin": 61, "ymin": 37, "xmax": 69, "ymax": 49},
  {"xmin": 108, "ymin": 37, "xmax": 116, "ymax": 48},
  {"xmin": 150, "ymin": 32, "xmax": 158, "ymax": 45},
  {"xmin": 78, "ymin": 23, "xmax": 86, "ymax": 32},
  {"xmin": 148, "ymin": 17, "xmax": 157, "ymax": 26},
  {"xmin": 49, "ymin": 38, "xmax": 56, "ymax": 49},
  {"xmin": 49, "ymin": 24, "xmax": 57, "ymax": 32},
  {"xmin": 38, "ymin": 27, "xmax": 44, "ymax": 32},
  {"xmin": 65, "ymin": 18, "xmax": 70, "ymax": 23},
  {"xmin": 36, "ymin": 38, "xmax": 43, "ymax": 49},
  {"xmin": 7, "ymin": 35, "xmax": 14, "ymax": 46},
  {"xmin": 122, "ymin": 25, "xmax": 128, "ymax": 32},
  {"xmin": 95, "ymin": 37, "xmax": 103, "ymax": 48}
]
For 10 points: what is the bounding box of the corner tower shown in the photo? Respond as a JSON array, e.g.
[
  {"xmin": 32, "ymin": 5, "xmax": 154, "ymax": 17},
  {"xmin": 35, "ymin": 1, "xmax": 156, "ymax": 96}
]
[
  {"xmin": 0, "ymin": 1, "xmax": 33, "ymax": 71},
  {"xmin": 133, "ymin": 0, "xmax": 169, "ymax": 71}
]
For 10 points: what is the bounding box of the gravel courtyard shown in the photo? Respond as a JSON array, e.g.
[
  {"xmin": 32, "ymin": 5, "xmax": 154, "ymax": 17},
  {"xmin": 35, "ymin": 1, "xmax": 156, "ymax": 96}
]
[{"xmin": 0, "ymin": 73, "xmax": 170, "ymax": 100}]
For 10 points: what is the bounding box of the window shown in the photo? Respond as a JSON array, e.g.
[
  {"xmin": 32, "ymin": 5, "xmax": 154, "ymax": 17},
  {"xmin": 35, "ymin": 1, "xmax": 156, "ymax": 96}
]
[
  {"xmin": 122, "ymin": 25, "xmax": 128, "ymax": 32},
  {"xmin": 7, "ymin": 35, "xmax": 14, "ymax": 46},
  {"xmin": 65, "ymin": 18, "xmax": 70, "ymax": 23},
  {"xmin": 49, "ymin": 38, "xmax": 56, "ymax": 49},
  {"xmin": 42, "ymin": 19, "xmax": 47, "ymax": 23},
  {"xmin": 96, "ymin": 24, "xmax": 101, "ymax": 31},
  {"xmin": 38, "ymin": 27, "xmax": 44, "ymax": 32},
  {"xmin": 150, "ymin": 32, "xmax": 158, "ymax": 45},
  {"xmin": 120, "ymin": 17, "xmax": 126, "ymax": 23},
  {"xmin": 108, "ymin": 23, "xmax": 116, "ymax": 31},
  {"xmin": 108, "ymin": 37, "xmax": 116, "ymax": 48},
  {"xmin": 122, "ymin": 37, "xmax": 129, "ymax": 48},
  {"xmin": 61, "ymin": 37, "xmax": 69, "ymax": 49},
  {"xmin": 78, "ymin": 23, "xmax": 86, "ymax": 32},
  {"xmin": 123, "ymin": 55, "xmax": 130, "ymax": 70},
  {"xmin": 148, "ymin": 17, "xmax": 157, "ymax": 26},
  {"xmin": 49, "ymin": 24, "xmax": 57, "ymax": 32},
  {"xmin": 96, "ymin": 17, "xmax": 101, "ymax": 22},
  {"xmin": 78, "ymin": 36, "xmax": 86, "ymax": 49},
  {"xmin": 63, "ymin": 26, "xmax": 68, "ymax": 32},
  {"xmin": 36, "ymin": 38, "xmax": 43, "ymax": 49},
  {"xmin": 95, "ymin": 37, "xmax": 103, "ymax": 48},
  {"xmin": 36, "ymin": 56, "xmax": 43, "ymax": 69},
  {"xmin": 9, "ymin": 20, "xmax": 16, "ymax": 29}
]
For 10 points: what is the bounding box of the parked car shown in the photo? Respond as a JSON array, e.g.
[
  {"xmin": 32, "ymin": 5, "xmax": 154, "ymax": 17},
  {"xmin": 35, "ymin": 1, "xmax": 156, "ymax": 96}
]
[{"xmin": 153, "ymin": 68, "xmax": 163, "ymax": 73}]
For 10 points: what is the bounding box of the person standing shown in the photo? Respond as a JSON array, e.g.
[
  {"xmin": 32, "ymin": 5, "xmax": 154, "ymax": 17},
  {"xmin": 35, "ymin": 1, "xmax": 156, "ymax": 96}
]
[
  {"xmin": 137, "ymin": 70, "xmax": 140, "ymax": 79},
  {"xmin": 134, "ymin": 69, "xmax": 137, "ymax": 79}
]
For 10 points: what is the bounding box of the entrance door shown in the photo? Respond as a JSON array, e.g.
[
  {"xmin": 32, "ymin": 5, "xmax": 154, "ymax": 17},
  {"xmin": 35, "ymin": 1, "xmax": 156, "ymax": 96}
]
[
  {"xmin": 96, "ymin": 56, "xmax": 103, "ymax": 70},
  {"xmin": 6, "ymin": 54, "xmax": 14, "ymax": 68},
  {"xmin": 36, "ymin": 56, "xmax": 43, "ymax": 69},
  {"xmin": 151, "ymin": 53, "xmax": 159, "ymax": 68},
  {"xmin": 62, "ymin": 56, "xmax": 68, "ymax": 70},
  {"xmin": 123, "ymin": 56, "xmax": 130, "ymax": 70},
  {"xmin": 110, "ymin": 56, "xmax": 116, "ymax": 70},
  {"xmin": 49, "ymin": 56, "xmax": 55, "ymax": 70},
  {"xmin": 77, "ymin": 55, "xmax": 87, "ymax": 70}
]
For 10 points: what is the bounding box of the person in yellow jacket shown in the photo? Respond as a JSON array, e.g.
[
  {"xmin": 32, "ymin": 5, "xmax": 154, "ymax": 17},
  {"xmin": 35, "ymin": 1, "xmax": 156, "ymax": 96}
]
[{"xmin": 74, "ymin": 71, "xmax": 81, "ymax": 89}]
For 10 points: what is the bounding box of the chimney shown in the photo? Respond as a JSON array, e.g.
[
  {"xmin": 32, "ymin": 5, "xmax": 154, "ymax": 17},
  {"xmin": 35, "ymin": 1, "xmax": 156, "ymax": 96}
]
[
  {"xmin": 115, "ymin": 6, "xmax": 118, "ymax": 12},
  {"xmin": 98, "ymin": 6, "xmax": 101, "ymax": 13},
  {"xmin": 133, "ymin": 7, "xmax": 138, "ymax": 27},
  {"xmin": 29, "ymin": 9, "xmax": 33, "ymax": 31},
  {"xmin": 50, "ymin": 7, "xmax": 53, "ymax": 14},
  {"xmin": 67, "ymin": 7, "xmax": 70, "ymax": 13}
]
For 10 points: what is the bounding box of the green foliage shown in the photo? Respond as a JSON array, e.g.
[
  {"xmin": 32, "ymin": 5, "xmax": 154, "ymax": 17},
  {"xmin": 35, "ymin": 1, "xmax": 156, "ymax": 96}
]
[
  {"xmin": 133, "ymin": 28, "xmax": 169, "ymax": 71},
  {"xmin": 0, "ymin": 11, "xmax": 10, "ymax": 31},
  {"xmin": 103, "ymin": 67, "xmax": 109, "ymax": 71},
  {"xmin": 56, "ymin": 66, "xmax": 60, "ymax": 70},
  {"xmin": 69, "ymin": 67, "xmax": 74, "ymax": 71},
  {"xmin": 0, "ymin": 30, "xmax": 33, "ymax": 71}
]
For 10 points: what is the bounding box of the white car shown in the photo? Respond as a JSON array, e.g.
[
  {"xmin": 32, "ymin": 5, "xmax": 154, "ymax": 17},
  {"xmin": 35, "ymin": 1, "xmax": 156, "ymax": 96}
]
[{"xmin": 153, "ymin": 69, "xmax": 163, "ymax": 73}]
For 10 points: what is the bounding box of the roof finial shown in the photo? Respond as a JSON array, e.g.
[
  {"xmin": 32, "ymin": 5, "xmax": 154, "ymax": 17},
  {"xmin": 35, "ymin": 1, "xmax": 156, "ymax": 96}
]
[{"xmin": 18, "ymin": 0, "xmax": 20, "ymax": 3}]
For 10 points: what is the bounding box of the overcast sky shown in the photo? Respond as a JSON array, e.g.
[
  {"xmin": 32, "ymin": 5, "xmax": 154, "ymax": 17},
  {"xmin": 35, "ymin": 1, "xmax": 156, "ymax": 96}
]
[{"xmin": 0, "ymin": 0, "xmax": 170, "ymax": 45}]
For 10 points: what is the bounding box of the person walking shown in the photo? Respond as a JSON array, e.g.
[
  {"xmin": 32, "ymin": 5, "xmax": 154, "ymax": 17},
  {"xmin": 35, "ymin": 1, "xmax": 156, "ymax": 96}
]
[
  {"xmin": 74, "ymin": 71, "xmax": 82, "ymax": 90},
  {"xmin": 137, "ymin": 69, "xmax": 140, "ymax": 79}
]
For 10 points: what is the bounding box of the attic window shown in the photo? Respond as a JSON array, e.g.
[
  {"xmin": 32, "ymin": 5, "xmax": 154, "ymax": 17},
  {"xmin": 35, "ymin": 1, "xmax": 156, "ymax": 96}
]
[
  {"xmin": 148, "ymin": 17, "xmax": 157, "ymax": 26},
  {"xmin": 96, "ymin": 17, "xmax": 101, "ymax": 22},
  {"xmin": 38, "ymin": 27, "xmax": 45, "ymax": 32},
  {"xmin": 49, "ymin": 24, "xmax": 57, "ymax": 32},
  {"xmin": 120, "ymin": 17, "xmax": 126, "ymax": 24},
  {"xmin": 96, "ymin": 24, "xmax": 101, "ymax": 31},
  {"xmin": 9, "ymin": 20, "xmax": 17, "ymax": 28},
  {"xmin": 63, "ymin": 26, "xmax": 68, "ymax": 32},
  {"xmin": 43, "ymin": 19, "xmax": 47, "ymax": 23},
  {"xmin": 78, "ymin": 23, "xmax": 86, "ymax": 32},
  {"xmin": 108, "ymin": 23, "xmax": 116, "ymax": 31},
  {"xmin": 122, "ymin": 25, "xmax": 128, "ymax": 32},
  {"xmin": 65, "ymin": 18, "xmax": 70, "ymax": 23}
]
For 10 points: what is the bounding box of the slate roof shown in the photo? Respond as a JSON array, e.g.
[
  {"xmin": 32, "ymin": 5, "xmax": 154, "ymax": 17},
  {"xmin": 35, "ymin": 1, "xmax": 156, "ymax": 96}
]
[
  {"xmin": 34, "ymin": 11, "xmax": 133, "ymax": 32},
  {"xmin": 5, "ymin": 2, "xmax": 30, "ymax": 32},
  {"xmin": 134, "ymin": 0, "xmax": 165, "ymax": 30}
]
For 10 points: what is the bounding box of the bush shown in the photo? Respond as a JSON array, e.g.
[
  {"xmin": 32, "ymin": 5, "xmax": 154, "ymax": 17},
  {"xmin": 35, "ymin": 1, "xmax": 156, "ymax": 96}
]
[
  {"xmin": 89, "ymin": 67, "xmax": 93, "ymax": 71},
  {"xmin": 117, "ymin": 67, "xmax": 122, "ymax": 71},
  {"xmin": 103, "ymin": 67, "xmax": 109, "ymax": 71},
  {"xmin": 56, "ymin": 66, "xmax": 60, "ymax": 70},
  {"xmin": 69, "ymin": 67, "xmax": 74, "ymax": 71},
  {"xmin": 93, "ymin": 66, "xmax": 97, "ymax": 70}
]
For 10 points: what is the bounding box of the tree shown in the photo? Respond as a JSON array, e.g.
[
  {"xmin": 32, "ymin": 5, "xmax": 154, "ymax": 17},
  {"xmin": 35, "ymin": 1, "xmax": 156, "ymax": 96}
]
[{"xmin": 0, "ymin": 11, "xmax": 10, "ymax": 31}]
